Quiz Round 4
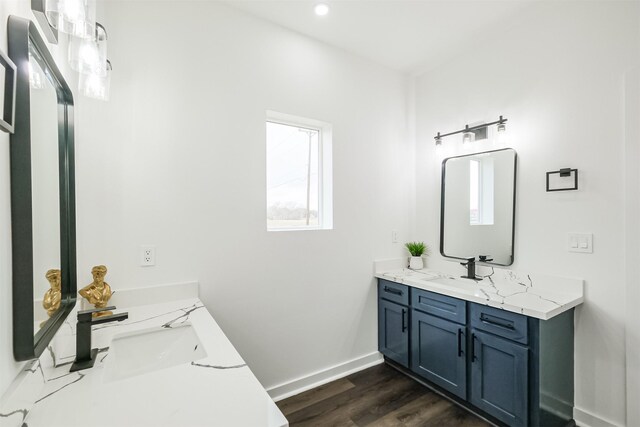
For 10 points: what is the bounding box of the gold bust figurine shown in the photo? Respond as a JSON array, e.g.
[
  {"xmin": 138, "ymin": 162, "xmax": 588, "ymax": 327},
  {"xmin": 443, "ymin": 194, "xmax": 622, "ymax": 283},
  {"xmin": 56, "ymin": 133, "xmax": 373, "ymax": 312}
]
[
  {"xmin": 40, "ymin": 269, "xmax": 62, "ymax": 327},
  {"xmin": 79, "ymin": 265, "xmax": 113, "ymax": 317}
]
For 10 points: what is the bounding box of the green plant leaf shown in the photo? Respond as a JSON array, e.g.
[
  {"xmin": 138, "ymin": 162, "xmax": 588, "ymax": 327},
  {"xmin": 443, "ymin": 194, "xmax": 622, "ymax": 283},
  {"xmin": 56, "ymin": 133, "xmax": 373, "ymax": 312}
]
[{"xmin": 404, "ymin": 241, "xmax": 429, "ymax": 257}]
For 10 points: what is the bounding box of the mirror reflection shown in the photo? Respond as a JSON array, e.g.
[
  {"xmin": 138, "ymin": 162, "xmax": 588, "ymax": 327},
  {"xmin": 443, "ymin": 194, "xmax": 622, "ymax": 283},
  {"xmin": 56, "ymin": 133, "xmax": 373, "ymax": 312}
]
[
  {"xmin": 441, "ymin": 148, "xmax": 517, "ymax": 266},
  {"xmin": 29, "ymin": 40, "xmax": 61, "ymax": 332}
]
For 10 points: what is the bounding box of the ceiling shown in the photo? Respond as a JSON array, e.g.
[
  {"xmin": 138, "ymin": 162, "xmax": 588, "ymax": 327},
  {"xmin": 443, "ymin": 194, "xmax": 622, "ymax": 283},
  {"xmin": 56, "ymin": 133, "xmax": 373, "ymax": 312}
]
[{"xmin": 224, "ymin": 0, "xmax": 535, "ymax": 75}]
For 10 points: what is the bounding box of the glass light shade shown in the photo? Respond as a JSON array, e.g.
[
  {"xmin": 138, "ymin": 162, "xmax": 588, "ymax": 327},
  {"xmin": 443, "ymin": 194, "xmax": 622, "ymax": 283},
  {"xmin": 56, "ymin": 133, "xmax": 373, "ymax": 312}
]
[
  {"xmin": 45, "ymin": 0, "xmax": 96, "ymax": 39},
  {"xmin": 69, "ymin": 23, "xmax": 107, "ymax": 76},
  {"xmin": 497, "ymin": 122, "xmax": 507, "ymax": 143},
  {"xmin": 462, "ymin": 131, "xmax": 475, "ymax": 144},
  {"xmin": 79, "ymin": 60, "xmax": 111, "ymax": 101}
]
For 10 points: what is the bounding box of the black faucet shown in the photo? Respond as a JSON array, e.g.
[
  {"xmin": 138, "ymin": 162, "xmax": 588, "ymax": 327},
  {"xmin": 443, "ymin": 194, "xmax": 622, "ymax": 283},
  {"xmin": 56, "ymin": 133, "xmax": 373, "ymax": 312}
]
[
  {"xmin": 70, "ymin": 306, "xmax": 128, "ymax": 372},
  {"xmin": 460, "ymin": 257, "xmax": 478, "ymax": 280}
]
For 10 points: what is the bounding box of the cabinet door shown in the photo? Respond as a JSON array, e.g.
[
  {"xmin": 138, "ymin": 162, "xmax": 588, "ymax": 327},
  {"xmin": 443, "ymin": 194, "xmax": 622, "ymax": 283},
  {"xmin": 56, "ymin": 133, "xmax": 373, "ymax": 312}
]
[
  {"xmin": 378, "ymin": 299, "xmax": 409, "ymax": 368},
  {"xmin": 411, "ymin": 310, "xmax": 466, "ymax": 398},
  {"xmin": 470, "ymin": 329, "xmax": 529, "ymax": 426}
]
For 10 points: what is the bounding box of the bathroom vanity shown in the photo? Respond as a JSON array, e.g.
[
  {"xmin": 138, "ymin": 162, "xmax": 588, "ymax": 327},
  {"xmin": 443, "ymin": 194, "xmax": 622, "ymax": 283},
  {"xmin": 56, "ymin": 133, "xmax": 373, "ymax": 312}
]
[
  {"xmin": 375, "ymin": 267, "xmax": 583, "ymax": 427},
  {"xmin": 0, "ymin": 283, "xmax": 288, "ymax": 427}
]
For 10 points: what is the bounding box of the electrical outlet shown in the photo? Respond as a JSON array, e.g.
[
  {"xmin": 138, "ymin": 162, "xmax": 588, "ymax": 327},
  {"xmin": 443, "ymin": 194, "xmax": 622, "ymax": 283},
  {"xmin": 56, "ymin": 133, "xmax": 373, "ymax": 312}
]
[
  {"xmin": 392, "ymin": 230, "xmax": 399, "ymax": 243},
  {"xmin": 140, "ymin": 245, "xmax": 156, "ymax": 266}
]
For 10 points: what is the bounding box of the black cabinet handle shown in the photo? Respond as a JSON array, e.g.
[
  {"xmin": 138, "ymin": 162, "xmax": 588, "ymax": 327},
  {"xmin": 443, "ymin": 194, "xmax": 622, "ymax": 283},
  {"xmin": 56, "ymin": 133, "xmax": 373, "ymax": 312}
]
[
  {"xmin": 401, "ymin": 309, "xmax": 407, "ymax": 332},
  {"xmin": 457, "ymin": 328, "xmax": 464, "ymax": 357},
  {"xmin": 480, "ymin": 313, "xmax": 515, "ymax": 330},
  {"xmin": 384, "ymin": 286, "xmax": 403, "ymax": 296},
  {"xmin": 471, "ymin": 333, "xmax": 478, "ymax": 362}
]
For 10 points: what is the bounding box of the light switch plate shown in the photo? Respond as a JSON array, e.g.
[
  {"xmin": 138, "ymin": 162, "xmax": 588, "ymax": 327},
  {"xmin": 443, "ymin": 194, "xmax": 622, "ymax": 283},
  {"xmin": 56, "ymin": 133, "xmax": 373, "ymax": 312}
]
[{"xmin": 568, "ymin": 233, "xmax": 593, "ymax": 253}]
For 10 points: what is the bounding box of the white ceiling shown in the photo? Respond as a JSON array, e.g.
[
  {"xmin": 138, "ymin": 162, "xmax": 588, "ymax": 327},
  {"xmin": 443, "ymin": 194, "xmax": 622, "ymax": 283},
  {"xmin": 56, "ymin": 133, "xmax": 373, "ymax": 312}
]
[{"xmin": 224, "ymin": 0, "xmax": 535, "ymax": 75}]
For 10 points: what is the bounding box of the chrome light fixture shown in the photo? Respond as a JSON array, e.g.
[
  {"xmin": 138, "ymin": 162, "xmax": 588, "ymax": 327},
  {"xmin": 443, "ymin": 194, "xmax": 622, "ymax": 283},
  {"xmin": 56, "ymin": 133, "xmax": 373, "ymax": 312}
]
[
  {"xmin": 45, "ymin": 0, "xmax": 96, "ymax": 39},
  {"xmin": 434, "ymin": 116, "xmax": 508, "ymax": 146}
]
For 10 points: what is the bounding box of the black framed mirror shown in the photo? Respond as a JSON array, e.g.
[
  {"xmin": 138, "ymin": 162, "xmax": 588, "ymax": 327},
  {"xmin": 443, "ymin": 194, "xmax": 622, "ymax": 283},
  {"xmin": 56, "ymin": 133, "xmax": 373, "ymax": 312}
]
[
  {"xmin": 8, "ymin": 16, "xmax": 77, "ymax": 361},
  {"xmin": 440, "ymin": 148, "xmax": 517, "ymax": 266}
]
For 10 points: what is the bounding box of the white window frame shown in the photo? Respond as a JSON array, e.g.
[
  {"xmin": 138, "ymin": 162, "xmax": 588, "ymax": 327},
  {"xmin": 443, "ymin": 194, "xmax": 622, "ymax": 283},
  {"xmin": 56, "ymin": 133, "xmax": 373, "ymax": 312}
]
[{"xmin": 266, "ymin": 110, "xmax": 333, "ymax": 232}]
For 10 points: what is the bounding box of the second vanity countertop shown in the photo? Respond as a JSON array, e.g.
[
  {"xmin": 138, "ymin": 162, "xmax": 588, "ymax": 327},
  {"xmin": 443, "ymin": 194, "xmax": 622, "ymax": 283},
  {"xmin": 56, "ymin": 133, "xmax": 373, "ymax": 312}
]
[
  {"xmin": 376, "ymin": 267, "xmax": 584, "ymax": 320},
  {"xmin": 22, "ymin": 295, "xmax": 288, "ymax": 427}
]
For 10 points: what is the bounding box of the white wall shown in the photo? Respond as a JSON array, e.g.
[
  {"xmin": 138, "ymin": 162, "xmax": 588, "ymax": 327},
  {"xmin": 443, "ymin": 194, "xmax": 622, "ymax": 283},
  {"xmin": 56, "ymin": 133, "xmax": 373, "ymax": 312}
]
[
  {"xmin": 75, "ymin": 1, "xmax": 412, "ymax": 391},
  {"xmin": 415, "ymin": 2, "xmax": 639, "ymax": 425},
  {"xmin": 624, "ymin": 66, "xmax": 640, "ymax": 427},
  {"xmin": 0, "ymin": 3, "xmax": 77, "ymax": 398}
]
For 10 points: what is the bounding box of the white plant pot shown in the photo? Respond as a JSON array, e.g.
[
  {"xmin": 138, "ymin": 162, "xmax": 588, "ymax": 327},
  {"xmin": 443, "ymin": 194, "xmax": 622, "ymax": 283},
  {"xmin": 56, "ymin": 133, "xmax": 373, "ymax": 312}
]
[{"xmin": 409, "ymin": 256, "xmax": 424, "ymax": 270}]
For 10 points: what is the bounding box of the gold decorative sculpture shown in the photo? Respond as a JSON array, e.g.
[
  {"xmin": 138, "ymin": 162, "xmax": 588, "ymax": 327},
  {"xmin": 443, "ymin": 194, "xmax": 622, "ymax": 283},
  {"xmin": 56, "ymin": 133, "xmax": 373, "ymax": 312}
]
[
  {"xmin": 79, "ymin": 265, "xmax": 113, "ymax": 317},
  {"xmin": 40, "ymin": 269, "xmax": 61, "ymax": 327}
]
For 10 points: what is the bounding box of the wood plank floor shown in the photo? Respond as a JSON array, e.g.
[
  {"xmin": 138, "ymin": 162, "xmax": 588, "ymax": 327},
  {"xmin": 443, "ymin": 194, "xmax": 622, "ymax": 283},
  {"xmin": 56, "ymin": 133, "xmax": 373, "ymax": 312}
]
[{"xmin": 277, "ymin": 363, "xmax": 492, "ymax": 427}]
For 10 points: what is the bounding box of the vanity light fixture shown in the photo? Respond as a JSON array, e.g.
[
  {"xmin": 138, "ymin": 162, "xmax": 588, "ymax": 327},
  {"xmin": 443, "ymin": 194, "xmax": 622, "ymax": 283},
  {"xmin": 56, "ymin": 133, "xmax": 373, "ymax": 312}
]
[
  {"xmin": 68, "ymin": 22, "xmax": 107, "ymax": 76},
  {"xmin": 434, "ymin": 115, "xmax": 508, "ymax": 146},
  {"xmin": 462, "ymin": 126, "xmax": 475, "ymax": 144},
  {"xmin": 45, "ymin": 0, "xmax": 96, "ymax": 39},
  {"xmin": 79, "ymin": 59, "xmax": 111, "ymax": 101},
  {"xmin": 314, "ymin": 3, "xmax": 330, "ymax": 16},
  {"xmin": 31, "ymin": 0, "xmax": 59, "ymax": 43}
]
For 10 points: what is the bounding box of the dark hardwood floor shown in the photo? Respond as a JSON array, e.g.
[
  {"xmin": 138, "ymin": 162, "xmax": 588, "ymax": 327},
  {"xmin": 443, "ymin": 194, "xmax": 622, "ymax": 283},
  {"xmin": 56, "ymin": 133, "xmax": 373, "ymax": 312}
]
[{"xmin": 277, "ymin": 363, "xmax": 492, "ymax": 427}]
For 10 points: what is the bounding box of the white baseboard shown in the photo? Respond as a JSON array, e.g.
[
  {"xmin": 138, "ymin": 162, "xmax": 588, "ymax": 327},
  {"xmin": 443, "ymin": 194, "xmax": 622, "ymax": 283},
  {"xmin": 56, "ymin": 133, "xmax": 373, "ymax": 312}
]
[
  {"xmin": 574, "ymin": 407, "xmax": 622, "ymax": 427},
  {"xmin": 267, "ymin": 352, "xmax": 384, "ymax": 402},
  {"xmin": 540, "ymin": 391, "xmax": 573, "ymax": 421}
]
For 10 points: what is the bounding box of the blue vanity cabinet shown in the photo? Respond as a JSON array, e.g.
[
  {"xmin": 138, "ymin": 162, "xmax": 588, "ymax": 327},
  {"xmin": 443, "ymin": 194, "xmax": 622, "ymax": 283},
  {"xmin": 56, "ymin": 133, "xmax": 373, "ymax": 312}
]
[
  {"xmin": 411, "ymin": 310, "xmax": 467, "ymax": 398},
  {"xmin": 469, "ymin": 304, "xmax": 530, "ymax": 425},
  {"xmin": 470, "ymin": 329, "xmax": 529, "ymax": 426},
  {"xmin": 378, "ymin": 280, "xmax": 410, "ymax": 368},
  {"xmin": 411, "ymin": 288, "xmax": 467, "ymax": 398},
  {"xmin": 377, "ymin": 278, "xmax": 576, "ymax": 427}
]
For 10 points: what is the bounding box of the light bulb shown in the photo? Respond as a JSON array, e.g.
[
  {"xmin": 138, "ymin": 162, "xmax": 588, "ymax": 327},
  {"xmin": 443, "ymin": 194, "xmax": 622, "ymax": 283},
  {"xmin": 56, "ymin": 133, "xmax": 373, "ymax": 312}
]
[
  {"xmin": 435, "ymin": 137, "xmax": 442, "ymax": 146},
  {"xmin": 314, "ymin": 3, "xmax": 330, "ymax": 16},
  {"xmin": 462, "ymin": 132, "xmax": 474, "ymax": 144}
]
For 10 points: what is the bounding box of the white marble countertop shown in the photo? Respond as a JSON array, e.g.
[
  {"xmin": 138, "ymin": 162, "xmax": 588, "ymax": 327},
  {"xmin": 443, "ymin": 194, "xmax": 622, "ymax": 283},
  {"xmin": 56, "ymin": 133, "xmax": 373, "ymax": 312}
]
[
  {"xmin": 8, "ymin": 292, "xmax": 288, "ymax": 427},
  {"xmin": 375, "ymin": 266, "xmax": 584, "ymax": 320}
]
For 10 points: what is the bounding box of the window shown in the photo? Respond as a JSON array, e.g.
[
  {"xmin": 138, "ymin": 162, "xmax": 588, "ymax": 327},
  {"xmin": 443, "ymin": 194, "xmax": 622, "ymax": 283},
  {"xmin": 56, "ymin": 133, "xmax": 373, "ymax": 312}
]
[
  {"xmin": 266, "ymin": 111, "xmax": 333, "ymax": 231},
  {"xmin": 469, "ymin": 157, "xmax": 495, "ymax": 226}
]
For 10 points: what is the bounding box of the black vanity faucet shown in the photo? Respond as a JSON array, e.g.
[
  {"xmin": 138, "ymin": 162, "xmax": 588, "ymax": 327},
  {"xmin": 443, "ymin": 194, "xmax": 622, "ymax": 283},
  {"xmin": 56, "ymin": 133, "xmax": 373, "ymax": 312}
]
[
  {"xmin": 460, "ymin": 257, "xmax": 478, "ymax": 281},
  {"xmin": 70, "ymin": 306, "xmax": 128, "ymax": 372}
]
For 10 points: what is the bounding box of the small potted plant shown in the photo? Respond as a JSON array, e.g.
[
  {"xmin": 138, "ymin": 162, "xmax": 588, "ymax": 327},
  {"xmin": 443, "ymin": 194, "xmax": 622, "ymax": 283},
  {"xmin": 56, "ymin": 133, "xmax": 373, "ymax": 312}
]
[{"xmin": 405, "ymin": 241, "xmax": 430, "ymax": 270}]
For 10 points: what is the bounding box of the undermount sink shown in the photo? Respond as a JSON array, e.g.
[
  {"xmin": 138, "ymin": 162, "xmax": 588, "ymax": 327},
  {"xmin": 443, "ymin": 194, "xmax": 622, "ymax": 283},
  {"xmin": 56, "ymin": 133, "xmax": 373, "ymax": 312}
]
[
  {"xmin": 104, "ymin": 323, "xmax": 207, "ymax": 382},
  {"xmin": 406, "ymin": 274, "xmax": 484, "ymax": 293}
]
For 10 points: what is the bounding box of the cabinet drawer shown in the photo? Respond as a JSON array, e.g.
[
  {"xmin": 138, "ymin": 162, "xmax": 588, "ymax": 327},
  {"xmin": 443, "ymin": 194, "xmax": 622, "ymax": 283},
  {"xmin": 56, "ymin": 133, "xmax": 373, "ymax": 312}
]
[
  {"xmin": 378, "ymin": 280, "xmax": 409, "ymax": 306},
  {"xmin": 412, "ymin": 288, "xmax": 466, "ymax": 325},
  {"xmin": 470, "ymin": 304, "xmax": 528, "ymax": 345}
]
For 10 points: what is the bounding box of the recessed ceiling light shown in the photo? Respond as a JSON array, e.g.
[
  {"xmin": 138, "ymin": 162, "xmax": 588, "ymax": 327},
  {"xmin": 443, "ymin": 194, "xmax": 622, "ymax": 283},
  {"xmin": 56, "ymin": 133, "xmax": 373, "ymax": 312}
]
[{"xmin": 314, "ymin": 3, "xmax": 329, "ymax": 16}]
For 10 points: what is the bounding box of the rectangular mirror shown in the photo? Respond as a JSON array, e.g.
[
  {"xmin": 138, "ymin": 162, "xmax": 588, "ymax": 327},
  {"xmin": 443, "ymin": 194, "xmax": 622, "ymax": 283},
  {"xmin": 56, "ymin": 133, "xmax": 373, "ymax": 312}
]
[
  {"xmin": 440, "ymin": 148, "xmax": 517, "ymax": 266},
  {"xmin": 9, "ymin": 16, "xmax": 77, "ymax": 361}
]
